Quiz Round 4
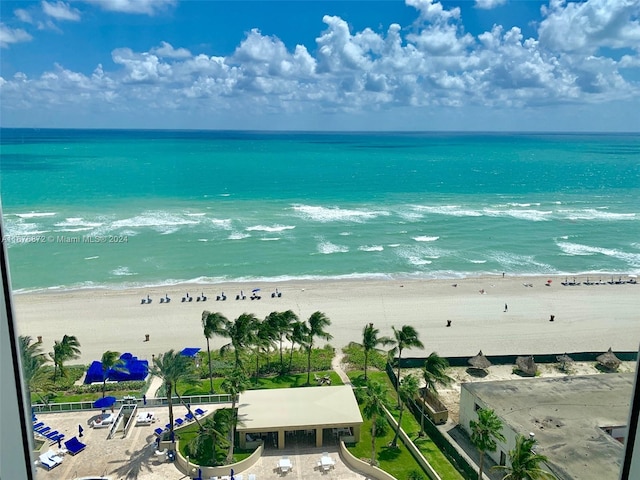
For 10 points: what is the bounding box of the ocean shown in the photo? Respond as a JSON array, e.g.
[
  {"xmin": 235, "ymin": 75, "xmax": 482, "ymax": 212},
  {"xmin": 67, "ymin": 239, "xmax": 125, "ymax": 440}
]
[{"xmin": 1, "ymin": 129, "xmax": 639, "ymax": 292}]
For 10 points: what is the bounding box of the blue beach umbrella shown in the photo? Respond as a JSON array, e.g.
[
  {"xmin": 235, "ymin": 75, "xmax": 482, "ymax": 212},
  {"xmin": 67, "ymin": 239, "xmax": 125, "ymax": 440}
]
[{"xmin": 93, "ymin": 396, "xmax": 117, "ymax": 409}]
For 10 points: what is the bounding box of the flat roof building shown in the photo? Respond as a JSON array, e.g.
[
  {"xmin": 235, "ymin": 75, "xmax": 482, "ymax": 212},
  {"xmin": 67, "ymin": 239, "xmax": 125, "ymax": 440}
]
[
  {"xmin": 459, "ymin": 373, "xmax": 634, "ymax": 479},
  {"xmin": 237, "ymin": 385, "xmax": 363, "ymax": 450}
]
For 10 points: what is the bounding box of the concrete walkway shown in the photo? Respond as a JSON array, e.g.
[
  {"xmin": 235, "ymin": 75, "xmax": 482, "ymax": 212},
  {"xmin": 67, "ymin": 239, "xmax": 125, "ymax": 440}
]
[{"xmin": 331, "ymin": 351, "xmax": 352, "ymax": 386}]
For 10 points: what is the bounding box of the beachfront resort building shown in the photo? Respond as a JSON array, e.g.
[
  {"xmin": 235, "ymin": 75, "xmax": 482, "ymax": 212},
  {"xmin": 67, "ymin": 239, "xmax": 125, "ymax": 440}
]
[
  {"xmin": 237, "ymin": 385, "xmax": 362, "ymax": 450},
  {"xmin": 459, "ymin": 373, "xmax": 634, "ymax": 480}
]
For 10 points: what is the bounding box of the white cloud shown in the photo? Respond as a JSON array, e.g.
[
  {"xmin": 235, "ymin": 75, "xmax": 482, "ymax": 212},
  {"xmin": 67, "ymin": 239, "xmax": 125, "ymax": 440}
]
[
  {"xmin": 14, "ymin": 9, "xmax": 34, "ymax": 24},
  {"xmin": 1, "ymin": 0, "xmax": 639, "ymax": 130},
  {"xmin": 41, "ymin": 1, "xmax": 81, "ymax": 22},
  {"xmin": 86, "ymin": 0, "xmax": 176, "ymax": 15},
  {"xmin": 475, "ymin": 0, "xmax": 507, "ymax": 9},
  {"xmin": 0, "ymin": 23, "xmax": 33, "ymax": 48},
  {"xmin": 539, "ymin": 0, "xmax": 640, "ymax": 53},
  {"xmin": 151, "ymin": 41, "xmax": 192, "ymax": 59}
]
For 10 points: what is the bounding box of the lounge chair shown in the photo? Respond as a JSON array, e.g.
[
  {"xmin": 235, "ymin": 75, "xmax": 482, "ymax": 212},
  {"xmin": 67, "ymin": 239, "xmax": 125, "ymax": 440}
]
[
  {"xmin": 37, "ymin": 426, "xmax": 51, "ymax": 435},
  {"xmin": 39, "ymin": 450, "xmax": 63, "ymax": 470},
  {"xmin": 174, "ymin": 418, "xmax": 184, "ymax": 427},
  {"xmin": 184, "ymin": 412, "xmax": 195, "ymax": 422},
  {"xmin": 33, "ymin": 422, "xmax": 44, "ymax": 430},
  {"xmin": 136, "ymin": 412, "xmax": 155, "ymax": 425},
  {"xmin": 154, "ymin": 427, "xmax": 165, "ymax": 436},
  {"xmin": 45, "ymin": 430, "xmax": 59, "ymax": 440},
  {"xmin": 64, "ymin": 436, "xmax": 87, "ymax": 455},
  {"xmin": 195, "ymin": 408, "xmax": 207, "ymax": 417}
]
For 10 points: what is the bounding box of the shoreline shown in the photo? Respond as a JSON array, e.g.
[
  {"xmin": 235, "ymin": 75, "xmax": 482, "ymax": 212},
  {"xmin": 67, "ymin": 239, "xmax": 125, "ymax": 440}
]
[
  {"xmin": 10, "ymin": 271, "xmax": 639, "ymax": 296},
  {"xmin": 13, "ymin": 274, "xmax": 640, "ymax": 364}
]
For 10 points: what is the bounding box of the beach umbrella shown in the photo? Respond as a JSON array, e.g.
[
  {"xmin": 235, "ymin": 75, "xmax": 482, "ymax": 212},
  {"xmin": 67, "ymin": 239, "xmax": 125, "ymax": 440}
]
[
  {"xmin": 93, "ymin": 396, "xmax": 117, "ymax": 409},
  {"xmin": 596, "ymin": 347, "xmax": 621, "ymax": 371},
  {"xmin": 252, "ymin": 288, "xmax": 260, "ymax": 292},
  {"xmin": 515, "ymin": 355, "xmax": 537, "ymax": 376},
  {"xmin": 468, "ymin": 350, "xmax": 492, "ymax": 370}
]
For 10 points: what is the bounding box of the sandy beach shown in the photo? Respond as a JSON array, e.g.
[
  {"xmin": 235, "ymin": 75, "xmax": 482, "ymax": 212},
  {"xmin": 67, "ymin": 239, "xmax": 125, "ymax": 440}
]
[{"xmin": 12, "ymin": 275, "xmax": 640, "ymax": 364}]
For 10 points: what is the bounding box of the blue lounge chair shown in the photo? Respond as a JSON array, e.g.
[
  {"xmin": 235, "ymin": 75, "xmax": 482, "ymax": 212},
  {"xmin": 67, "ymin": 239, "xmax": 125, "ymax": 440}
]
[
  {"xmin": 64, "ymin": 436, "xmax": 87, "ymax": 455},
  {"xmin": 154, "ymin": 427, "xmax": 164, "ymax": 436},
  {"xmin": 184, "ymin": 412, "xmax": 194, "ymax": 422},
  {"xmin": 45, "ymin": 430, "xmax": 59, "ymax": 440},
  {"xmin": 174, "ymin": 418, "xmax": 184, "ymax": 427},
  {"xmin": 33, "ymin": 422, "xmax": 44, "ymax": 430},
  {"xmin": 195, "ymin": 408, "xmax": 207, "ymax": 417},
  {"xmin": 50, "ymin": 433, "xmax": 65, "ymax": 443},
  {"xmin": 37, "ymin": 426, "xmax": 51, "ymax": 435}
]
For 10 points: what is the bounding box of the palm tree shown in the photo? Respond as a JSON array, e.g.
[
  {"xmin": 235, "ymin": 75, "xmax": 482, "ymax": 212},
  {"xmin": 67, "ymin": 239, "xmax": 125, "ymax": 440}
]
[
  {"xmin": 187, "ymin": 409, "xmax": 231, "ymax": 465},
  {"xmin": 389, "ymin": 325, "xmax": 423, "ymax": 406},
  {"xmin": 150, "ymin": 350, "xmax": 199, "ymax": 442},
  {"xmin": 253, "ymin": 317, "xmax": 277, "ymax": 381},
  {"xmin": 390, "ymin": 373, "xmax": 419, "ymax": 448},
  {"xmin": 221, "ymin": 368, "xmax": 250, "ymax": 464},
  {"xmin": 220, "ymin": 313, "xmax": 258, "ymax": 369},
  {"xmin": 493, "ymin": 434, "xmax": 557, "ymax": 480},
  {"xmin": 419, "ymin": 352, "xmax": 453, "ymax": 436},
  {"xmin": 357, "ymin": 380, "xmax": 388, "ymax": 466},
  {"xmin": 288, "ymin": 320, "xmax": 307, "ymax": 371},
  {"xmin": 202, "ymin": 311, "xmax": 228, "ymax": 393},
  {"xmin": 19, "ymin": 335, "xmax": 48, "ymax": 401},
  {"xmin": 304, "ymin": 311, "xmax": 333, "ymax": 385},
  {"xmin": 99, "ymin": 350, "xmax": 128, "ymax": 398},
  {"xmin": 470, "ymin": 408, "xmax": 506, "ymax": 480},
  {"xmin": 266, "ymin": 310, "xmax": 299, "ymax": 374},
  {"xmin": 359, "ymin": 323, "xmax": 393, "ymax": 381},
  {"xmin": 49, "ymin": 334, "xmax": 81, "ymax": 382}
]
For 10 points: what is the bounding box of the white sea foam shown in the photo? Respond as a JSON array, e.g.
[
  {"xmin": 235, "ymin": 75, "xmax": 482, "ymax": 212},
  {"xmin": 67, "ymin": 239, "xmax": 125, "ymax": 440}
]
[
  {"xmin": 210, "ymin": 218, "xmax": 233, "ymax": 230},
  {"xmin": 55, "ymin": 218, "xmax": 103, "ymax": 228},
  {"xmin": 557, "ymin": 209, "xmax": 636, "ymax": 221},
  {"xmin": 186, "ymin": 213, "xmax": 206, "ymax": 217},
  {"xmin": 110, "ymin": 266, "xmax": 136, "ymax": 276},
  {"xmin": 469, "ymin": 260, "xmax": 487, "ymax": 264},
  {"xmin": 484, "ymin": 208, "xmax": 552, "ymax": 222},
  {"xmin": 488, "ymin": 251, "xmax": 554, "ymax": 271},
  {"xmin": 339, "ymin": 232, "xmax": 352, "ymax": 236},
  {"xmin": 292, "ymin": 204, "xmax": 389, "ymax": 223},
  {"xmin": 412, "ymin": 205, "xmax": 483, "ymax": 217},
  {"xmin": 358, "ymin": 245, "xmax": 384, "ymax": 252},
  {"xmin": 111, "ymin": 211, "xmax": 200, "ymax": 234},
  {"xmin": 261, "ymin": 237, "xmax": 280, "ymax": 241},
  {"xmin": 317, "ymin": 241, "xmax": 349, "ymax": 254},
  {"xmin": 557, "ymin": 241, "xmax": 640, "ymax": 267},
  {"xmin": 408, "ymin": 257, "xmax": 432, "ymax": 265},
  {"xmin": 58, "ymin": 227, "xmax": 94, "ymax": 232},
  {"xmin": 14, "ymin": 212, "xmax": 57, "ymax": 219},
  {"xmin": 198, "ymin": 239, "xmax": 208, "ymax": 242},
  {"xmin": 246, "ymin": 225, "xmax": 295, "ymax": 233},
  {"xmin": 84, "ymin": 256, "xmax": 99, "ymax": 260},
  {"xmin": 228, "ymin": 232, "xmax": 250, "ymax": 240},
  {"xmin": 413, "ymin": 236, "xmax": 439, "ymax": 242},
  {"xmin": 388, "ymin": 244, "xmax": 401, "ymax": 248}
]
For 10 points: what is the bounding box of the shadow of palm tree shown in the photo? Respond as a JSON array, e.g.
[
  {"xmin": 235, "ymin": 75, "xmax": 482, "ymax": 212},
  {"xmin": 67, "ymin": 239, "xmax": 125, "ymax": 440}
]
[
  {"xmin": 378, "ymin": 445, "xmax": 402, "ymax": 461},
  {"xmin": 108, "ymin": 437, "xmax": 164, "ymax": 480}
]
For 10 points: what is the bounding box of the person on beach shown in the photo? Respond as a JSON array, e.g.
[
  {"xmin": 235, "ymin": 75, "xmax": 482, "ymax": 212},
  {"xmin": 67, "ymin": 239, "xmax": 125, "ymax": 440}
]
[{"xmin": 504, "ymin": 303, "xmax": 508, "ymax": 312}]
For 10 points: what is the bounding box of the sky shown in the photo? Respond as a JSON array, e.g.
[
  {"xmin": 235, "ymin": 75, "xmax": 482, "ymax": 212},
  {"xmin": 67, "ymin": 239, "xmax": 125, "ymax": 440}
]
[{"xmin": 0, "ymin": 0, "xmax": 639, "ymax": 131}]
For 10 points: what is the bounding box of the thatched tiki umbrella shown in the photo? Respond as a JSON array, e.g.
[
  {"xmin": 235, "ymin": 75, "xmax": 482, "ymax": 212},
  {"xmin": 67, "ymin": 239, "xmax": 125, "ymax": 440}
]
[
  {"xmin": 468, "ymin": 350, "xmax": 492, "ymax": 371},
  {"xmin": 515, "ymin": 355, "xmax": 537, "ymax": 376},
  {"xmin": 556, "ymin": 353, "xmax": 574, "ymax": 372},
  {"xmin": 596, "ymin": 347, "xmax": 621, "ymax": 371}
]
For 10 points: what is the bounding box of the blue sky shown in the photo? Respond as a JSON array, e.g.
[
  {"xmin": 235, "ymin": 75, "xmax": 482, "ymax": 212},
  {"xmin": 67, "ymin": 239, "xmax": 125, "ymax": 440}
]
[{"xmin": 1, "ymin": 0, "xmax": 639, "ymax": 131}]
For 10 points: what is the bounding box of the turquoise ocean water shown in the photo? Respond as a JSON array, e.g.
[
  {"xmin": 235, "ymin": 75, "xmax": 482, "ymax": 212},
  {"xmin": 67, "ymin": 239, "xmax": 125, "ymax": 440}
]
[{"xmin": 1, "ymin": 129, "xmax": 639, "ymax": 292}]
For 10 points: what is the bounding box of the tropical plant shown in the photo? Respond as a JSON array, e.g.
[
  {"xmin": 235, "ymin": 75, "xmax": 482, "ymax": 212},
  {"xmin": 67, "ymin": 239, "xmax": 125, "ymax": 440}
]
[
  {"xmin": 49, "ymin": 334, "xmax": 81, "ymax": 381},
  {"xmin": 390, "ymin": 373, "xmax": 419, "ymax": 448},
  {"xmin": 19, "ymin": 335, "xmax": 48, "ymax": 401},
  {"xmin": 150, "ymin": 350, "xmax": 200, "ymax": 442},
  {"xmin": 389, "ymin": 325, "xmax": 424, "ymax": 406},
  {"xmin": 359, "ymin": 323, "xmax": 393, "ymax": 381},
  {"xmin": 288, "ymin": 320, "xmax": 307, "ymax": 370},
  {"xmin": 303, "ymin": 311, "xmax": 333, "ymax": 385},
  {"xmin": 99, "ymin": 350, "xmax": 128, "ymax": 398},
  {"xmin": 357, "ymin": 380, "xmax": 388, "ymax": 466},
  {"xmin": 187, "ymin": 409, "xmax": 231, "ymax": 465},
  {"xmin": 202, "ymin": 311, "xmax": 228, "ymax": 393},
  {"xmin": 220, "ymin": 313, "xmax": 258, "ymax": 369},
  {"xmin": 470, "ymin": 408, "xmax": 506, "ymax": 480},
  {"xmin": 266, "ymin": 310, "xmax": 299, "ymax": 374},
  {"xmin": 221, "ymin": 367, "xmax": 251, "ymax": 463},
  {"xmin": 493, "ymin": 434, "xmax": 557, "ymax": 480},
  {"xmin": 419, "ymin": 352, "xmax": 453, "ymax": 436},
  {"xmin": 252, "ymin": 317, "xmax": 277, "ymax": 381}
]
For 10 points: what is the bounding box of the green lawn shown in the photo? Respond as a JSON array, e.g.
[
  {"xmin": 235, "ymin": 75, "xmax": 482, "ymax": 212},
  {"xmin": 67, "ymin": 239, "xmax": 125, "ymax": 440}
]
[
  {"xmin": 176, "ymin": 418, "xmax": 254, "ymax": 466},
  {"xmin": 179, "ymin": 371, "xmax": 343, "ymax": 395},
  {"xmin": 348, "ymin": 370, "xmax": 465, "ymax": 480}
]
